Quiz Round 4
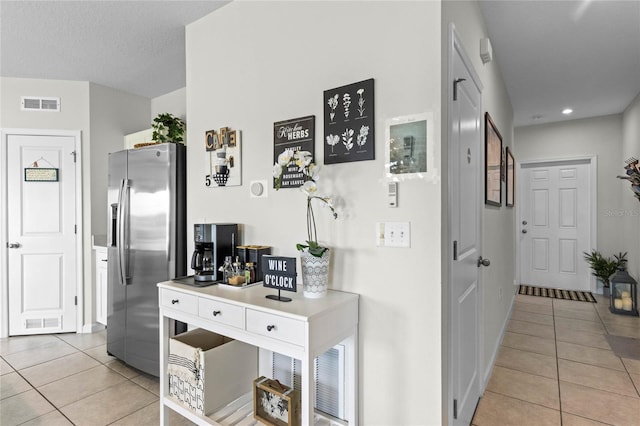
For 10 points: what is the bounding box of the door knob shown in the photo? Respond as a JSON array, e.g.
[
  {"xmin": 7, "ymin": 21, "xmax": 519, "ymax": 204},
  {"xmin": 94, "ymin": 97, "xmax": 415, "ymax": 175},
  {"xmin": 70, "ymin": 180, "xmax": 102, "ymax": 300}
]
[
  {"xmin": 522, "ymin": 229, "xmax": 528, "ymax": 234},
  {"xmin": 522, "ymin": 220, "xmax": 528, "ymax": 225},
  {"xmin": 477, "ymin": 257, "xmax": 491, "ymax": 267},
  {"xmin": 7, "ymin": 242, "xmax": 21, "ymax": 249}
]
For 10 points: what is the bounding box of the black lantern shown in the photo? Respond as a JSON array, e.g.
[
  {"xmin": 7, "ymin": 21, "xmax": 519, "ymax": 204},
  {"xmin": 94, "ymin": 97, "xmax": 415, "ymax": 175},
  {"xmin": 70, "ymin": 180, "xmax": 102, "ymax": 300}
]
[{"xmin": 609, "ymin": 267, "xmax": 638, "ymax": 316}]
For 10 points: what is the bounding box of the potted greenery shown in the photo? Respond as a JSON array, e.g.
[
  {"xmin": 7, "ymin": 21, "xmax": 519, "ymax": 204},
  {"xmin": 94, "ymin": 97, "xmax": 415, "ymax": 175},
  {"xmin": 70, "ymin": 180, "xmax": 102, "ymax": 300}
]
[
  {"xmin": 583, "ymin": 250, "xmax": 627, "ymax": 296},
  {"xmin": 151, "ymin": 113, "xmax": 185, "ymax": 144}
]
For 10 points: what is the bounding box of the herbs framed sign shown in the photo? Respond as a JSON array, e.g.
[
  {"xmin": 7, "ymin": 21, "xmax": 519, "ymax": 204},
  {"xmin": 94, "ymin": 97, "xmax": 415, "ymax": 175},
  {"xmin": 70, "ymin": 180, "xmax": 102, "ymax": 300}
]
[
  {"xmin": 273, "ymin": 116, "xmax": 315, "ymax": 188},
  {"xmin": 324, "ymin": 78, "xmax": 375, "ymax": 164}
]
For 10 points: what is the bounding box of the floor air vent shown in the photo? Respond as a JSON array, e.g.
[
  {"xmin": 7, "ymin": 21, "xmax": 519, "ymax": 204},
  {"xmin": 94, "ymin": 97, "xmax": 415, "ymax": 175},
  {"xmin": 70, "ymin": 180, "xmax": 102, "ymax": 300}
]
[
  {"xmin": 25, "ymin": 317, "xmax": 61, "ymax": 330},
  {"xmin": 21, "ymin": 96, "xmax": 61, "ymax": 112},
  {"xmin": 272, "ymin": 345, "xmax": 345, "ymax": 421}
]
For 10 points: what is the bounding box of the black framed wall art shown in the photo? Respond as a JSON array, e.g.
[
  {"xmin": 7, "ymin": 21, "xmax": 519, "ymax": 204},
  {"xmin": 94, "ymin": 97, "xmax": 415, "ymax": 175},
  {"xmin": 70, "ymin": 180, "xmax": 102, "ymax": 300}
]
[
  {"xmin": 506, "ymin": 146, "xmax": 515, "ymax": 207},
  {"xmin": 273, "ymin": 115, "xmax": 315, "ymax": 188},
  {"xmin": 323, "ymin": 78, "xmax": 374, "ymax": 164},
  {"xmin": 485, "ymin": 112, "xmax": 502, "ymax": 206}
]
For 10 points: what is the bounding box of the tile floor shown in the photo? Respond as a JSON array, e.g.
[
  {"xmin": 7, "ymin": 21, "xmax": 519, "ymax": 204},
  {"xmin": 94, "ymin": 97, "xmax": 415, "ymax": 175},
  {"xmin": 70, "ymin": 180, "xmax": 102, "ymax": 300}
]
[
  {"xmin": 472, "ymin": 293, "xmax": 640, "ymax": 426},
  {"xmin": 2, "ymin": 294, "xmax": 639, "ymax": 426},
  {"xmin": 0, "ymin": 330, "xmax": 194, "ymax": 426}
]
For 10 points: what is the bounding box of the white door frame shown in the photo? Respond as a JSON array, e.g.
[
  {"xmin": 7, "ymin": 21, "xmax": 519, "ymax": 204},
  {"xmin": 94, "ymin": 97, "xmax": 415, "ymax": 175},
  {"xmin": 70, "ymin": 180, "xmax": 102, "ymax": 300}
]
[
  {"xmin": 516, "ymin": 156, "xmax": 597, "ymax": 291},
  {"xmin": 447, "ymin": 23, "xmax": 485, "ymax": 425},
  {"xmin": 0, "ymin": 128, "xmax": 84, "ymax": 338}
]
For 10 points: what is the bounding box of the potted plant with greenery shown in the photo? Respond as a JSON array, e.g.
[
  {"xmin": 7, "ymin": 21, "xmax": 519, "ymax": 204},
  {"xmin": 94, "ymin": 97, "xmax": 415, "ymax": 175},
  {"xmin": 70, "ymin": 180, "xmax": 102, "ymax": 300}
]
[
  {"xmin": 583, "ymin": 250, "xmax": 627, "ymax": 296},
  {"xmin": 273, "ymin": 149, "xmax": 337, "ymax": 298},
  {"xmin": 151, "ymin": 113, "xmax": 185, "ymax": 144}
]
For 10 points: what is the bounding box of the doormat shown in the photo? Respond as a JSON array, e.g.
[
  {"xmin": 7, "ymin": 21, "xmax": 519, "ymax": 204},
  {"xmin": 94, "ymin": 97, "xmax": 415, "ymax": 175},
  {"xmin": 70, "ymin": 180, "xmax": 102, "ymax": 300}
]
[{"xmin": 518, "ymin": 285, "xmax": 597, "ymax": 303}]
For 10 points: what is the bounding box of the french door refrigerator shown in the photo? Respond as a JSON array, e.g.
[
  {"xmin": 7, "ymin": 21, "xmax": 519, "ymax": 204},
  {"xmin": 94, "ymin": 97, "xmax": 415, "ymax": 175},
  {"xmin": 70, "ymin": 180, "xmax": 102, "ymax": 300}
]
[{"xmin": 107, "ymin": 143, "xmax": 186, "ymax": 376}]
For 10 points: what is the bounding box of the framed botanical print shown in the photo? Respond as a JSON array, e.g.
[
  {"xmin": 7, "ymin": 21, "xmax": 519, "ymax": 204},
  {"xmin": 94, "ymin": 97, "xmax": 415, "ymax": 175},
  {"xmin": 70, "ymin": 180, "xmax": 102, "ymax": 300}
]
[
  {"xmin": 485, "ymin": 112, "xmax": 502, "ymax": 206},
  {"xmin": 323, "ymin": 78, "xmax": 375, "ymax": 164}
]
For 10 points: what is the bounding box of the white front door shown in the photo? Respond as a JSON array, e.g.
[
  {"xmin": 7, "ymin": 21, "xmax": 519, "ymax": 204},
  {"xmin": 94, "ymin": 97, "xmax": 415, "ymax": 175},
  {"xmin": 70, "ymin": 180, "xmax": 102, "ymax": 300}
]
[
  {"xmin": 7, "ymin": 133, "xmax": 78, "ymax": 335},
  {"xmin": 520, "ymin": 160, "xmax": 592, "ymax": 290},
  {"xmin": 449, "ymin": 26, "xmax": 484, "ymax": 425}
]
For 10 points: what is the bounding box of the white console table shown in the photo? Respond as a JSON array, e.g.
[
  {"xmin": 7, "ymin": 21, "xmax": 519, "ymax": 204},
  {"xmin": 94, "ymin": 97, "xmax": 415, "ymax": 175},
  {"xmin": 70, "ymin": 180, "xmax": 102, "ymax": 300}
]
[{"xmin": 158, "ymin": 280, "xmax": 359, "ymax": 425}]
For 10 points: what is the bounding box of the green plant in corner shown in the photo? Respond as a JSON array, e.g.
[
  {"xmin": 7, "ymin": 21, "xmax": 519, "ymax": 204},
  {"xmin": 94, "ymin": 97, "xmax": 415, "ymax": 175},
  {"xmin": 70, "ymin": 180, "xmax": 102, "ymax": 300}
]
[
  {"xmin": 583, "ymin": 250, "xmax": 627, "ymax": 287},
  {"xmin": 273, "ymin": 149, "xmax": 337, "ymax": 257},
  {"xmin": 151, "ymin": 113, "xmax": 185, "ymax": 144}
]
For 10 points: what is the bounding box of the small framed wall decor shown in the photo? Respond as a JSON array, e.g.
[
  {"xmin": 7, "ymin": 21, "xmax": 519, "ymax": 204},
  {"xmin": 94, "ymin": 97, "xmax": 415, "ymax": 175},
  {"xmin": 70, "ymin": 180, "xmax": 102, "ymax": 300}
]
[
  {"xmin": 485, "ymin": 112, "xmax": 502, "ymax": 207},
  {"xmin": 506, "ymin": 146, "xmax": 515, "ymax": 207},
  {"xmin": 204, "ymin": 127, "xmax": 242, "ymax": 187},
  {"xmin": 323, "ymin": 78, "xmax": 374, "ymax": 164},
  {"xmin": 385, "ymin": 112, "xmax": 435, "ymax": 180},
  {"xmin": 273, "ymin": 116, "xmax": 315, "ymax": 189}
]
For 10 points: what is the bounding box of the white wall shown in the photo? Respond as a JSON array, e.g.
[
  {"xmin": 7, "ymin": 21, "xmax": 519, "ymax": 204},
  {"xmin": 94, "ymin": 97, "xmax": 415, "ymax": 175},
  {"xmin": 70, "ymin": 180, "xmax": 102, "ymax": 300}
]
[
  {"xmin": 151, "ymin": 87, "xmax": 186, "ymax": 121},
  {"xmin": 0, "ymin": 77, "xmax": 152, "ymax": 328},
  {"xmin": 621, "ymin": 93, "xmax": 640, "ymax": 279},
  {"xmin": 441, "ymin": 0, "xmax": 516, "ymax": 413},
  {"xmin": 89, "ymin": 83, "xmax": 151, "ymax": 239},
  {"xmin": 515, "ymin": 115, "xmax": 624, "ymax": 259},
  {"xmin": 187, "ymin": 1, "xmax": 442, "ymax": 424},
  {"xmin": 0, "ymin": 77, "xmax": 94, "ymax": 329}
]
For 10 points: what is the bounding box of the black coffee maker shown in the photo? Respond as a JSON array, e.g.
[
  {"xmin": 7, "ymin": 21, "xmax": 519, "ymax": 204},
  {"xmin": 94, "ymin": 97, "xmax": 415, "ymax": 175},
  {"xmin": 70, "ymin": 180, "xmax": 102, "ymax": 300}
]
[{"xmin": 191, "ymin": 223, "xmax": 238, "ymax": 282}]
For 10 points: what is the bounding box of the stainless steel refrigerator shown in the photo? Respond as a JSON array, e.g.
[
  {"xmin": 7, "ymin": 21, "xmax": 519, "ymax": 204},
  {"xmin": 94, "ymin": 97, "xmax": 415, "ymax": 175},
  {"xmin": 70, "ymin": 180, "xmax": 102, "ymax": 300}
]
[{"xmin": 107, "ymin": 143, "xmax": 186, "ymax": 376}]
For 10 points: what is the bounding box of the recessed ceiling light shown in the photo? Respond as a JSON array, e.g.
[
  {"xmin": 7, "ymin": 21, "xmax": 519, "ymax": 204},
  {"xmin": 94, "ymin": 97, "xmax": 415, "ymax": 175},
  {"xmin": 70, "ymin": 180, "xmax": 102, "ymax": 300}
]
[{"xmin": 562, "ymin": 108, "xmax": 573, "ymax": 115}]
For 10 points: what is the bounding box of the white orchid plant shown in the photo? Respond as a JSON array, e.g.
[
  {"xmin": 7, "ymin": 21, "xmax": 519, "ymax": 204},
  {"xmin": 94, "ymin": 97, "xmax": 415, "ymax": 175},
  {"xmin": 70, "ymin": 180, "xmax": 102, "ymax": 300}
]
[{"xmin": 273, "ymin": 149, "xmax": 337, "ymax": 257}]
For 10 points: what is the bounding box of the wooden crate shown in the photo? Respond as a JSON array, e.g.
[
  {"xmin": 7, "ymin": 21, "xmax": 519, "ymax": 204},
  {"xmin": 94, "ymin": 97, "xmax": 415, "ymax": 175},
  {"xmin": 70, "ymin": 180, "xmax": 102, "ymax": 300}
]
[{"xmin": 253, "ymin": 376, "xmax": 300, "ymax": 426}]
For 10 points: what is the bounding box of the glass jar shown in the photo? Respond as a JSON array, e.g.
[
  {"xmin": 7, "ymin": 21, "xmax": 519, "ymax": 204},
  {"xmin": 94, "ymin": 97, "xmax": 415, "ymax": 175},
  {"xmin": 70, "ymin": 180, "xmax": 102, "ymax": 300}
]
[
  {"xmin": 228, "ymin": 256, "xmax": 246, "ymax": 285},
  {"xmin": 221, "ymin": 256, "xmax": 233, "ymax": 284},
  {"xmin": 245, "ymin": 262, "xmax": 255, "ymax": 284}
]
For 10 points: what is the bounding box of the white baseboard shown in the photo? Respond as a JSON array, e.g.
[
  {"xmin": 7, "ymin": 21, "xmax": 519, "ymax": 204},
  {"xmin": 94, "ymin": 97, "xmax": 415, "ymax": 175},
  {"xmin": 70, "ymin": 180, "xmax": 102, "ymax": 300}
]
[
  {"xmin": 483, "ymin": 291, "xmax": 516, "ymax": 387},
  {"xmin": 81, "ymin": 322, "xmax": 106, "ymax": 334}
]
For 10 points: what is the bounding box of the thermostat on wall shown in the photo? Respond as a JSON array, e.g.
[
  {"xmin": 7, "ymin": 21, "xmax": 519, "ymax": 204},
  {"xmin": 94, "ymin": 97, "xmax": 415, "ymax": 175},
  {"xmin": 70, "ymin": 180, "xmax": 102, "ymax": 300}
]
[
  {"xmin": 388, "ymin": 182, "xmax": 398, "ymax": 207},
  {"xmin": 250, "ymin": 180, "xmax": 268, "ymax": 198}
]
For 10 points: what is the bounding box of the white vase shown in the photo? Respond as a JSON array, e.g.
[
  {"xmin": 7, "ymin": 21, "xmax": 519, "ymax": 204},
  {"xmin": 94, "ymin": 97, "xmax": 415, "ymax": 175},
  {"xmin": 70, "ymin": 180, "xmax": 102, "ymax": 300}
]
[{"xmin": 300, "ymin": 249, "xmax": 330, "ymax": 298}]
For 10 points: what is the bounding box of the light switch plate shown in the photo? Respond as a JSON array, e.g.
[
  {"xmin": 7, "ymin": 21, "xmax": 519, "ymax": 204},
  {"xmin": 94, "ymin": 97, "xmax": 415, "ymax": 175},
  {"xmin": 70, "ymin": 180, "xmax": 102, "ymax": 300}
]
[{"xmin": 376, "ymin": 222, "xmax": 411, "ymax": 247}]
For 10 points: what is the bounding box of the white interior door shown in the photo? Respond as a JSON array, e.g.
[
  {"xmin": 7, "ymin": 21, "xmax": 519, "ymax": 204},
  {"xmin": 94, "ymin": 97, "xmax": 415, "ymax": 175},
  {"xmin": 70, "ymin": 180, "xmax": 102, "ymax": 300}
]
[
  {"xmin": 7, "ymin": 134, "xmax": 78, "ymax": 335},
  {"xmin": 449, "ymin": 26, "xmax": 484, "ymax": 425},
  {"xmin": 520, "ymin": 160, "xmax": 591, "ymax": 290}
]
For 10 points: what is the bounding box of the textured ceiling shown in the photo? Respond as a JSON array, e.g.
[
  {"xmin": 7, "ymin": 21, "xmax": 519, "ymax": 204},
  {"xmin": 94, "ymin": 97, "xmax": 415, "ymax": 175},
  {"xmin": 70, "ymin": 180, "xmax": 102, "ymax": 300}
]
[
  {"xmin": 0, "ymin": 0, "xmax": 228, "ymax": 98},
  {"xmin": 479, "ymin": 0, "xmax": 640, "ymax": 127},
  {"xmin": 1, "ymin": 1, "xmax": 639, "ymax": 125}
]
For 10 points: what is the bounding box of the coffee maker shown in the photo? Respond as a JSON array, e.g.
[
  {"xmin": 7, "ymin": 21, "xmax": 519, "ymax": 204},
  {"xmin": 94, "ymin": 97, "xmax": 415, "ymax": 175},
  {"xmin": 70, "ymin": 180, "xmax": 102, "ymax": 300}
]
[{"xmin": 191, "ymin": 223, "xmax": 238, "ymax": 282}]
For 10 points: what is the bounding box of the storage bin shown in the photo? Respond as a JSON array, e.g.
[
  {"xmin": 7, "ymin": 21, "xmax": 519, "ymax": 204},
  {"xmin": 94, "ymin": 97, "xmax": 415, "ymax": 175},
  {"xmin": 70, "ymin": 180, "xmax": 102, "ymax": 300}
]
[{"xmin": 168, "ymin": 328, "xmax": 257, "ymax": 415}]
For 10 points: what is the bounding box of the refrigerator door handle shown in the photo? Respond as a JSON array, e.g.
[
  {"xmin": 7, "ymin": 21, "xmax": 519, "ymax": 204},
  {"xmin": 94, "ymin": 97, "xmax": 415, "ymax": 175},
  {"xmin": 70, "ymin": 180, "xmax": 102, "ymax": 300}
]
[{"xmin": 117, "ymin": 178, "xmax": 130, "ymax": 285}]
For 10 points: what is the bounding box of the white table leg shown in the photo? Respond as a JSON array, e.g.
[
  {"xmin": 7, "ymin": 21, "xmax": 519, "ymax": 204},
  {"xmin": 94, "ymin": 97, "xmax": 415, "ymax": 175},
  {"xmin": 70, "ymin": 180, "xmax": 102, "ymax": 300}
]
[
  {"xmin": 301, "ymin": 354, "xmax": 314, "ymax": 425},
  {"xmin": 159, "ymin": 314, "xmax": 169, "ymax": 425}
]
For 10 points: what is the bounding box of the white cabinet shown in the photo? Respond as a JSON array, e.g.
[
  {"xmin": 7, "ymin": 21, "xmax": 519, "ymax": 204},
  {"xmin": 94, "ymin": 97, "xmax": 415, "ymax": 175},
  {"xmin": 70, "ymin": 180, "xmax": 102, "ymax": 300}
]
[
  {"xmin": 158, "ymin": 281, "xmax": 359, "ymax": 426},
  {"xmin": 94, "ymin": 246, "xmax": 108, "ymax": 325}
]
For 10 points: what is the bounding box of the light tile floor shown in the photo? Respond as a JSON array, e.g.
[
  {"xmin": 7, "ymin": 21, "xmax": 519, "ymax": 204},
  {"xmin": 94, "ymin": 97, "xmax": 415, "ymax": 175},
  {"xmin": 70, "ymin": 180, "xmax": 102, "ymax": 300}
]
[
  {"xmin": 2, "ymin": 294, "xmax": 639, "ymax": 426},
  {"xmin": 0, "ymin": 330, "xmax": 194, "ymax": 426},
  {"xmin": 472, "ymin": 293, "xmax": 640, "ymax": 426}
]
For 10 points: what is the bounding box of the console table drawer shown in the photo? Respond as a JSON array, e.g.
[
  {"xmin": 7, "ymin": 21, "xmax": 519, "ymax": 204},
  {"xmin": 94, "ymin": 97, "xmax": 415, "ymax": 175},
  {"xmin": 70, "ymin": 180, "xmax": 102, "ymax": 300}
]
[
  {"xmin": 246, "ymin": 309, "xmax": 305, "ymax": 346},
  {"xmin": 198, "ymin": 298, "xmax": 244, "ymax": 329},
  {"xmin": 160, "ymin": 289, "xmax": 198, "ymax": 314}
]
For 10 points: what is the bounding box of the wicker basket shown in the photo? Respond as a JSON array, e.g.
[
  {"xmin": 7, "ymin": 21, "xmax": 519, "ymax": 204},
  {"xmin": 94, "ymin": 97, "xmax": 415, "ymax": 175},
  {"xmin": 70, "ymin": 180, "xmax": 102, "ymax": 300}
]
[{"xmin": 133, "ymin": 142, "xmax": 161, "ymax": 149}]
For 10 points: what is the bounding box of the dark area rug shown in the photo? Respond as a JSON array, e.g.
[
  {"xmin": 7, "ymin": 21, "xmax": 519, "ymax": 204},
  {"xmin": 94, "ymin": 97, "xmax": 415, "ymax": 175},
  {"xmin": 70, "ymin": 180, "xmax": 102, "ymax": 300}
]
[{"xmin": 519, "ymin": 285, "xmax": 597, "ymax": 303}]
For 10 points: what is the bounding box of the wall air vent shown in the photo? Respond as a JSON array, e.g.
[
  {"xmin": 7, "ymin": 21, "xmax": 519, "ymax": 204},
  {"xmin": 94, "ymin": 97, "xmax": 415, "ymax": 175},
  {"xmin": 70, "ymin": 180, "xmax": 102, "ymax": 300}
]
[{"xmin": 21, "ymin": 96, "xmax": 61, "ymax": 112}]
